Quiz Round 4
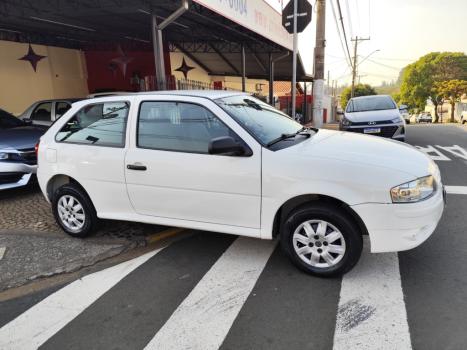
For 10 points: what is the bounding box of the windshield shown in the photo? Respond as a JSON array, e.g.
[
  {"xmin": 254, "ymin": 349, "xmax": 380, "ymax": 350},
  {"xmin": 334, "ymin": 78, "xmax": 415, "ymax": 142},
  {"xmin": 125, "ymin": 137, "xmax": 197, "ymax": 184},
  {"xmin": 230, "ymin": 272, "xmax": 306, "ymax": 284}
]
[
  {"xmin": 346, "ymin": 96, "xmax": 396, "ymax": 113},
  {"xmin": 215, "ymin": 95, "xmax": 303, "ymax": 145},
  {"xmin": 0, "ymin": 109, "xmax": 24, "ymax": 129}
]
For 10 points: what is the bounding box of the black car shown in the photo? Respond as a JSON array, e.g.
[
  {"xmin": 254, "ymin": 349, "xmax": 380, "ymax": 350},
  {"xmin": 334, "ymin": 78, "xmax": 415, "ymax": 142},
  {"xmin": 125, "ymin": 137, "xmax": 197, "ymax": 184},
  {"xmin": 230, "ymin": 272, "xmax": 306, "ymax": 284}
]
[{"xmin": 0, "ymin": 108, "xmax": 47, "ymax": 190}]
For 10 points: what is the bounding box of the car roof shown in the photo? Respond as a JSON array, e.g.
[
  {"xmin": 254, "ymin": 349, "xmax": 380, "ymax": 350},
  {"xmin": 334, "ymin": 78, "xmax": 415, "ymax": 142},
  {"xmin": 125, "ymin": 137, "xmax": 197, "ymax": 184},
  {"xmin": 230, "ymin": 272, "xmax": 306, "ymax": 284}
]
[
  {"xmin": 351, "ymin": 94, "xmax": 391, "ymax": 100},
  {"xmin": 137, "ymin": 90, "xmax": 248, "ymax": 100},
  {"xmin": 33, "ymin": 98, "xmax": 83, "ymax": 103},
  {"xmin": 93, "ymin": 90, "xmax": 248, "ymax": 101}
]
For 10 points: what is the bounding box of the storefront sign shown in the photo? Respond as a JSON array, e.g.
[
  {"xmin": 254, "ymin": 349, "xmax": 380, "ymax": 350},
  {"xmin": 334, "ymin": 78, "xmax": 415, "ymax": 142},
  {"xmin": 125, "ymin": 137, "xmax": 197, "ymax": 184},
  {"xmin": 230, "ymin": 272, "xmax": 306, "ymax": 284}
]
[{"xmin": 193, "ymin": 0, "xmax": 293, "ymax": 50}]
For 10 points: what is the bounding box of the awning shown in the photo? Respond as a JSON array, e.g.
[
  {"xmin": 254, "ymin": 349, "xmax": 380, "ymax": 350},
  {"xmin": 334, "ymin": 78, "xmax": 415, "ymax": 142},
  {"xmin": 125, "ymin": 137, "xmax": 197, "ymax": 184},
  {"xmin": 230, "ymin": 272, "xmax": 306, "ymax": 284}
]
[{"xmin": 0, "ymin": 0, "xmax": 313, "ymax": 81}]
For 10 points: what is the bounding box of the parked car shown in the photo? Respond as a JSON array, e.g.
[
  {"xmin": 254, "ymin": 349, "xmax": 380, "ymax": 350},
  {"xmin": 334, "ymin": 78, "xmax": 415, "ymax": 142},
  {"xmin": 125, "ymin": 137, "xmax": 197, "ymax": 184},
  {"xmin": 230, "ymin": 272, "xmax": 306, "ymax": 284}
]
[
  {"xmin": 37, "ymin": 91, "xmax": 445, "ymax": 276},
  {"xmin": 339, "ymin": 95, "xmax": 405, "ymax": 142},
  {"xmin": 399, "ymin": 104, "xmax": 410, "ymax": 124},
  {"xmin": 417, "ymin": 113, "xmax": 432, "ymax": 123},
  {"xmin": 0, "ymin": 108, "xmax": 46, "ymax": 190},
  {"xmin": 19, "ymin": 98, "xmax": 82, "ymax": 126}
]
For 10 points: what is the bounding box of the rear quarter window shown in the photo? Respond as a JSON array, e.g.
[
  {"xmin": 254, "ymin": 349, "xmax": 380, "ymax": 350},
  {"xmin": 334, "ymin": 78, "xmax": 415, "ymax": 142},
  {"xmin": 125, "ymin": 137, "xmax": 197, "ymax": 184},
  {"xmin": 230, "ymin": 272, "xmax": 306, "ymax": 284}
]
[{"xmin": 55, "ymin": 101, "xmax": 129, "ymax": 147}]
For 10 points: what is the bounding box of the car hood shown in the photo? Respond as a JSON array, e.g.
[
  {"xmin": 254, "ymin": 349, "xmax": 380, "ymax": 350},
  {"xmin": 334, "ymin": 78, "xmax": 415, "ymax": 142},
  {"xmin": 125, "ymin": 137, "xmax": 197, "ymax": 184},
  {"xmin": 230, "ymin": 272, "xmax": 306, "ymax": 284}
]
[
  {"xmin": 283, "ymin": 129, "xmax": 436, "ymax": 179},
  {"xmin": 0, "ymin": 126, "xmax": 47, "ymax": 150},
  {"xmin": 345, "ymin": 109, "xmax": 400, "ymax": 122}
]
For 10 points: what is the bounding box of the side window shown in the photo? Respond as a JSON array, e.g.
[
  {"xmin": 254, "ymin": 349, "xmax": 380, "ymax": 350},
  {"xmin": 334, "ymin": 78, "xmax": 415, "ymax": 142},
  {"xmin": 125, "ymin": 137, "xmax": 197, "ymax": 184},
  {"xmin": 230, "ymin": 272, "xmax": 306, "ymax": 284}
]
[
  {"xmin": 55, "ymin": 102, "xmax": 129, "ymax": 147},
  {"xmin": 55, "ymin": 102, "xmax": 72, "ymax": 119},
  {"xmin": 138, "ymin": 101, "xmax": 237, "ymax": 153},
  {"xmin": 31, "ymin": 102, "xmax": 52, "ymax": 121}
]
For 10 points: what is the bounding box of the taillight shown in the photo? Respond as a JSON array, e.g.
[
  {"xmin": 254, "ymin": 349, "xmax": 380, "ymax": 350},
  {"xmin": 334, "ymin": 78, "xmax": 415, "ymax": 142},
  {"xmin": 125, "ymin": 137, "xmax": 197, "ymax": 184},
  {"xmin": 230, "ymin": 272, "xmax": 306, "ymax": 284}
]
[{"xmin": 35, "ymin": 141, "xmax": 40, "ymax": 157}]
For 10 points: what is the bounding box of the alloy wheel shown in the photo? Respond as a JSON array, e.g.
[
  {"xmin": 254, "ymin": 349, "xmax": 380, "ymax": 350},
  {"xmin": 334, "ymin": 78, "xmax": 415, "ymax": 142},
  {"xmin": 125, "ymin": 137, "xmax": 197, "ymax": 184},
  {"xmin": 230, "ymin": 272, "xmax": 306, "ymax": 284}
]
[
  {"xmin": 57, "ymin": 195, "xmax": 86, "ymax": 233},
  {"xmin": 292, "ymin": 220, "xmax": 346, "ymax": 268}
]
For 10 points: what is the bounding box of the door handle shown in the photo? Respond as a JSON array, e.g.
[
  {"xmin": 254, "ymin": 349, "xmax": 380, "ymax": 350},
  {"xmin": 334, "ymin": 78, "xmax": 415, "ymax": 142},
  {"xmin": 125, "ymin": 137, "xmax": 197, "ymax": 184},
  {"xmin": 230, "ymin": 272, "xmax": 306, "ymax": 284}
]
[{"xmin": 127, "ymin": 164, "xmax": 147, "ymax": 171}]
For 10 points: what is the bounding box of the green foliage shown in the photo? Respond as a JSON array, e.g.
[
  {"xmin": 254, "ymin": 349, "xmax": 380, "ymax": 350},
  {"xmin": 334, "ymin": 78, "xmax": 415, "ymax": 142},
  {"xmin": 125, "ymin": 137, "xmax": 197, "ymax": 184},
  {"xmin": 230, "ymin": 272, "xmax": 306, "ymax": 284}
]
[
  {"xmin": 433, "ymin": 79, "xmax": 467, "ymax": 122},
  {"xmin": 399, "ymin": 52, "xmax": 467, "ymax": 122},
  {"xmin": 340, "ymin": 84, "xmax": 377, "ymax": 110}
]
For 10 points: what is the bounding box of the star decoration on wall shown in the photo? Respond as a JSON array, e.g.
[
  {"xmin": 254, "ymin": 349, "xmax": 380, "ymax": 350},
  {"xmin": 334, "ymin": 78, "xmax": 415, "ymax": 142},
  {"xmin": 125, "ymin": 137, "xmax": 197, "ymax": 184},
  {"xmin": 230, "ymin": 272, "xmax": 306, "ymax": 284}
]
[
  {"xmin": 110, "ymin": 46, "xmax": 134, "ymax": 78},
  {"xmin": 18, "ymin": 44, "xmax": 46, "ymax": 72},
  {"xmin": 175, "ymin": 57, "xmax": 195, "ymax": 79}
]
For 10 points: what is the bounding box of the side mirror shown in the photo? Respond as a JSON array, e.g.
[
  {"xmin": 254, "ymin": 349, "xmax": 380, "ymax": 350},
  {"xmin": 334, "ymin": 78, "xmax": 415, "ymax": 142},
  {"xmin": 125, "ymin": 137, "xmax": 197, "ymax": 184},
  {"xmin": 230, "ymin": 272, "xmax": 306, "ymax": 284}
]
[
  {"xmin": 208, "ymin": 136, "xmax": 251, "ymax": 156},
  {"xmin": 22, "ymin": 118, "xmax": 32, "ymax": 126}
]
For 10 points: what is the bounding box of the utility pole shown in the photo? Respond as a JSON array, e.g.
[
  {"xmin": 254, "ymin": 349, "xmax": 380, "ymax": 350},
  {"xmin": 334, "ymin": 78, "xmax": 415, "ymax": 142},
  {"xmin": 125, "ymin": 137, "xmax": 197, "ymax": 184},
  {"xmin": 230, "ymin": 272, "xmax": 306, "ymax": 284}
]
[
  {"xmin": 312, "ymin": 0, "xmax": 326, "ymax": 127},
  {"xmin": 291, "ymin": 0, "xmax": 298, "ymax": 120},
  {"xmin": 350, "ymin": 36, "xmax": 370, "ymax": 97}
]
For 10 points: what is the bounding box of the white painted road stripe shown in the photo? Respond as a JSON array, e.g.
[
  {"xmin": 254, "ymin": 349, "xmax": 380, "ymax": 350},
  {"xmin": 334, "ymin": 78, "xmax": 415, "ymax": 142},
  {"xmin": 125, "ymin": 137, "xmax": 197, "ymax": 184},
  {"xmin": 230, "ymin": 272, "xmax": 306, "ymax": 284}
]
[
  {"xmin": 445, "ymin": 186, "xmax": 467, "ymax": 195},
  {"xmin": 0, "ymin": 248, "xmax": 164, "ymax": 350},
  {"xmin": 0, "ymin": 247, "xmax": 5, "ymax": 261},
  {"xmin": 144, "ymin": 237, "xmax": 276, "ymax": 350},
  {"xmin": 333, "ymin": 239, "xmax": 412, "ymax": 350}
]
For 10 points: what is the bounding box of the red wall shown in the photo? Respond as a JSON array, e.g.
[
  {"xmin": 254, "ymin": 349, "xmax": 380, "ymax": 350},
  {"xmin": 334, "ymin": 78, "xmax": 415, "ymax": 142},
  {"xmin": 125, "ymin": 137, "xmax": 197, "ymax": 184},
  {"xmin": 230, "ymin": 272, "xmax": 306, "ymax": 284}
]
[{"xmin": 84, "ymin": 44, "xmax": 171, "ymax": 94}]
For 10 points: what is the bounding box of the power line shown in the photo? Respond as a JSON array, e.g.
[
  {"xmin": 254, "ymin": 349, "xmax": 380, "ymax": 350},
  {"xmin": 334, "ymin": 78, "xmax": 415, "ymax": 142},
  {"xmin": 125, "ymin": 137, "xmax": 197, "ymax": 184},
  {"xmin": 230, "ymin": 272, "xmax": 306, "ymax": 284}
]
[
  {"xmin": 335, "ymin": 0, "xmax": 353, "ymax": 67},
  {"xmin": 360, "ymin": 71, "xmax": 399, "ymax": 79},
  {"xmin": 373, "ymin": 57, "xmax": 414, "ymax": 62},
  {"xmin": 365, "ymin": 58, "xmax": 403, "ymax": 71},
  {"xmin": 355, "ymin": 0, "xmax": 361, "ymax": 35},
  {"xmin": 344, "ymin": 0, "xmax": 353, "ymax": 38},
  {"xmin": 368, "ymin": 0, "xmax": 371, "ymax": 37},
  {"xmin": 329, "ymin": 0, "xmax": 352, "ymax": 69}
]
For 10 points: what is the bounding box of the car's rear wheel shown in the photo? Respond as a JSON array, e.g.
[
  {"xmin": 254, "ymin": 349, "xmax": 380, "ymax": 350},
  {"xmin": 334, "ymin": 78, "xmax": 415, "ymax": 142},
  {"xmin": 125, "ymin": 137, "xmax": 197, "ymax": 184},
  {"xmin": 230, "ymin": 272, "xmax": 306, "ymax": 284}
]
[
  {"xmin": 52, "ymin": 183, "xmax": 98, "ymax": 237},
  {"xmin": 281, "ymin": 203, "xmax": 363, "ymax": 277}
]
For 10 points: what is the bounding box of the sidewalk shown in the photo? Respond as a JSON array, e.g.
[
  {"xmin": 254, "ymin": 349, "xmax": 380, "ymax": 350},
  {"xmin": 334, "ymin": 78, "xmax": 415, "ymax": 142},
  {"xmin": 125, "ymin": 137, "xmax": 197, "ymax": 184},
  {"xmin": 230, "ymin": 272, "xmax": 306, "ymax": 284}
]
[
  {"xmin": 304, "ymin": 122, "xmax": 340, "ymax": 130},
  {"xmin": 321, "ymin": 122, "xmax": 340, "ymax": 130},
  {"xmin": 0, "ymin": 186, "xmax": 169, "ymax": 292},
  {"xmin": 0, "ymin": 233, "xmax": 126, "ymax": 291}
]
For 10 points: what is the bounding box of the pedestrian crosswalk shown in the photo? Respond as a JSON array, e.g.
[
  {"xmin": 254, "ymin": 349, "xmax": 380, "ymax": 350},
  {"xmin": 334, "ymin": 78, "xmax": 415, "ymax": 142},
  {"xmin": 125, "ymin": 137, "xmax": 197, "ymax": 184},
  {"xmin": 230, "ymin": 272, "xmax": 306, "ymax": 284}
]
[
  {"xmin": 0, "ymin": 223, "xmax": 466, "ymax": 350},
  {"xmin": 144, "ymin": 238, "xmax": 276, "ymax": 350},
  {"xmin": 0, "ymin": 248, "xmax": 163, "ymax": 350}
]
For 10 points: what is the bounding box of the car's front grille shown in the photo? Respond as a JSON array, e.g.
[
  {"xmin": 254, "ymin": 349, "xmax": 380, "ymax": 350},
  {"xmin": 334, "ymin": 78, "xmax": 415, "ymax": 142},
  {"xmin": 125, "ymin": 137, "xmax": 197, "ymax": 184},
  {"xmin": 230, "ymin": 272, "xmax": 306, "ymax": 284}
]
[
  {"xmin": 4, "ymin": 149, "xmax": 37, "ymax": 165},
  {"xmin": 351, "ymin": 120, "xmax": 394, "ymax": 126},
  {"xmin": 0, "ymin": 172, "xmax": 25, "ymax": 185},
  {"xmin": 348, "ymin": 126, "xmax": 399, "ymax": 138}
]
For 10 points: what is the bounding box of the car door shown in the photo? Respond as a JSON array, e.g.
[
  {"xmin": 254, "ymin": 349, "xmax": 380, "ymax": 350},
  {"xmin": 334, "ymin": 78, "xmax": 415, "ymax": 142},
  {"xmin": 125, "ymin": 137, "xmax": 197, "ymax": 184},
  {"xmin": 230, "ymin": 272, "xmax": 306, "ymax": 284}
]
[
  {"xmin": 54, "ymin": 101, "xmax": 72, "ymax": 122},
  {"xmin": 54, "ymin": 98, "xmax": 133, "ymax": 215},
  {"xmin": 30, "ymin": 102, "xmax": 53, "ymax": 126},
  {"xmin": 124, "ymin": 95, "xmax": 262, "ymax": 230}
]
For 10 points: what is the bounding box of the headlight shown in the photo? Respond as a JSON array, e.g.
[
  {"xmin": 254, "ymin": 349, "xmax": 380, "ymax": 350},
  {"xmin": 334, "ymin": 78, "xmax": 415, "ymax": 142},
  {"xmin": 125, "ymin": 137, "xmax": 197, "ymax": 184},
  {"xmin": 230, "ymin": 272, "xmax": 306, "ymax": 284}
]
[
  {"xmin": 341, "ymin": 116, "xmax": 352, "ymax": 126},
  {"xmin": 390, "ymin": 175, "xmax": 436, "ymax": 203},
  {"xmin": 391, "ymin": 117, "xmax": 402, "ymax": 123},
  {"xmin": 0, "ymin": 152, "xmax": 9, "ymax": 160}
]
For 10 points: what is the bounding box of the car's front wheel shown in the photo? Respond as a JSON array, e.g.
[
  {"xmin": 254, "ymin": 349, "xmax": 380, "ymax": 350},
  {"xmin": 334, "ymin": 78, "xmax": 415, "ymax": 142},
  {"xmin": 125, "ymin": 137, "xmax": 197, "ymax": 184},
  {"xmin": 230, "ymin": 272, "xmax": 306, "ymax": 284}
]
[
  {"xmin": 52, "ymin": 183, "xmax": 98, "ymax": 237},
  {"xmin": 281, "ymin": 203, "xmax": 363, "ymax": 277}
]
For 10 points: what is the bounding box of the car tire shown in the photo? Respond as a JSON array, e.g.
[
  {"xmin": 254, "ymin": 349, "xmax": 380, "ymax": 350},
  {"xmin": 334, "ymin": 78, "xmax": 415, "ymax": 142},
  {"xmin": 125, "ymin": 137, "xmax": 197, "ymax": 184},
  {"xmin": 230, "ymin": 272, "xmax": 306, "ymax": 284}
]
[
  {"xmin": 52, "ymin": 183, "xmax": 99, "ymax": 237},
  {"xmin": 280, "ymin": 203, "xmax": 363, "ymax": 277}
]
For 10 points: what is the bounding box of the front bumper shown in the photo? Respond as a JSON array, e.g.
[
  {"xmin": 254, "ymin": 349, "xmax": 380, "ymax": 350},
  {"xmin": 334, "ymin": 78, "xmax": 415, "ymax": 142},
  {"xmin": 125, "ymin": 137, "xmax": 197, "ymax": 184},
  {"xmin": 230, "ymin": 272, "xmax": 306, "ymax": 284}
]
[
  {"xmin": 351, "ymin": 184, "xmax": 445, "ymax": 253},
  {"xmin": 0, "ymin": 163, "xmax": 37, "ymax": 190},
  {"xmin": 340, "ymin": 123, "xmax": 405, "ymax": 140}
]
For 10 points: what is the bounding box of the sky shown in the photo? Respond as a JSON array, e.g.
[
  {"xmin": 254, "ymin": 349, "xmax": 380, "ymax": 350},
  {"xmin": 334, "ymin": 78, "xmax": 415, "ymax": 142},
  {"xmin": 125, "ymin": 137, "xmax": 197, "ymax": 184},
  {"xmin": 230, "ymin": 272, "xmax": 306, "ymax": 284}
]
[{"xmin": 270, "ymin": 0, "xmax": 467, "ymax": 87}]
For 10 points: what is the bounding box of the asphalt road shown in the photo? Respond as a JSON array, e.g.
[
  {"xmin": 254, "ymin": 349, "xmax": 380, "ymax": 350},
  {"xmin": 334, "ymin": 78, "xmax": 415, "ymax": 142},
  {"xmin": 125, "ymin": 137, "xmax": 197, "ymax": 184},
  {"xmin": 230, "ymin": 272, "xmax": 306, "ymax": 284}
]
[{"xmin": 0, "ymin": 124, "xmax": 466, "ymax": 350}]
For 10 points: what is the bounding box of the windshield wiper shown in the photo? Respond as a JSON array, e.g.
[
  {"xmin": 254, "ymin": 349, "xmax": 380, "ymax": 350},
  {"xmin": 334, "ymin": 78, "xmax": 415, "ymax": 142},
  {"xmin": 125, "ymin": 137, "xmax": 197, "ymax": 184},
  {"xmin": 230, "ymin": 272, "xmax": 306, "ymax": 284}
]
[{"xmin": 266, "ymin": 127, "xmax": 316, "ymax": 147}]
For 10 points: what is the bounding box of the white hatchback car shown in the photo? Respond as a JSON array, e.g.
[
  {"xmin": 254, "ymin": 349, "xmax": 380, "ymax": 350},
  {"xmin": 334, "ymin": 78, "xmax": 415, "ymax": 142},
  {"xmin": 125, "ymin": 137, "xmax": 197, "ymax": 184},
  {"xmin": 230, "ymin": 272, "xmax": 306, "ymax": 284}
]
[{"xmin": 37, "ymin": 91, "xmax": 445, "ymax": 276}]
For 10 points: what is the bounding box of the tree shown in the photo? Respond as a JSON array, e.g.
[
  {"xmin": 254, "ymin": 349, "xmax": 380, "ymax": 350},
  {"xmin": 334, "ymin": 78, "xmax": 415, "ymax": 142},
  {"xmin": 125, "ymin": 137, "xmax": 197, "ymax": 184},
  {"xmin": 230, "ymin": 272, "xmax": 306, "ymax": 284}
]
[
  {"xmin": 399, "ymin": 52, "xmax": 467, "ymax": 122},
  {"xmin": 434, "ymin": 80, "xmax": 467, "ymax": 122},
  {"xmin": 340, "ymin": 84, "xmax": 377, "ymax": 110}
]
